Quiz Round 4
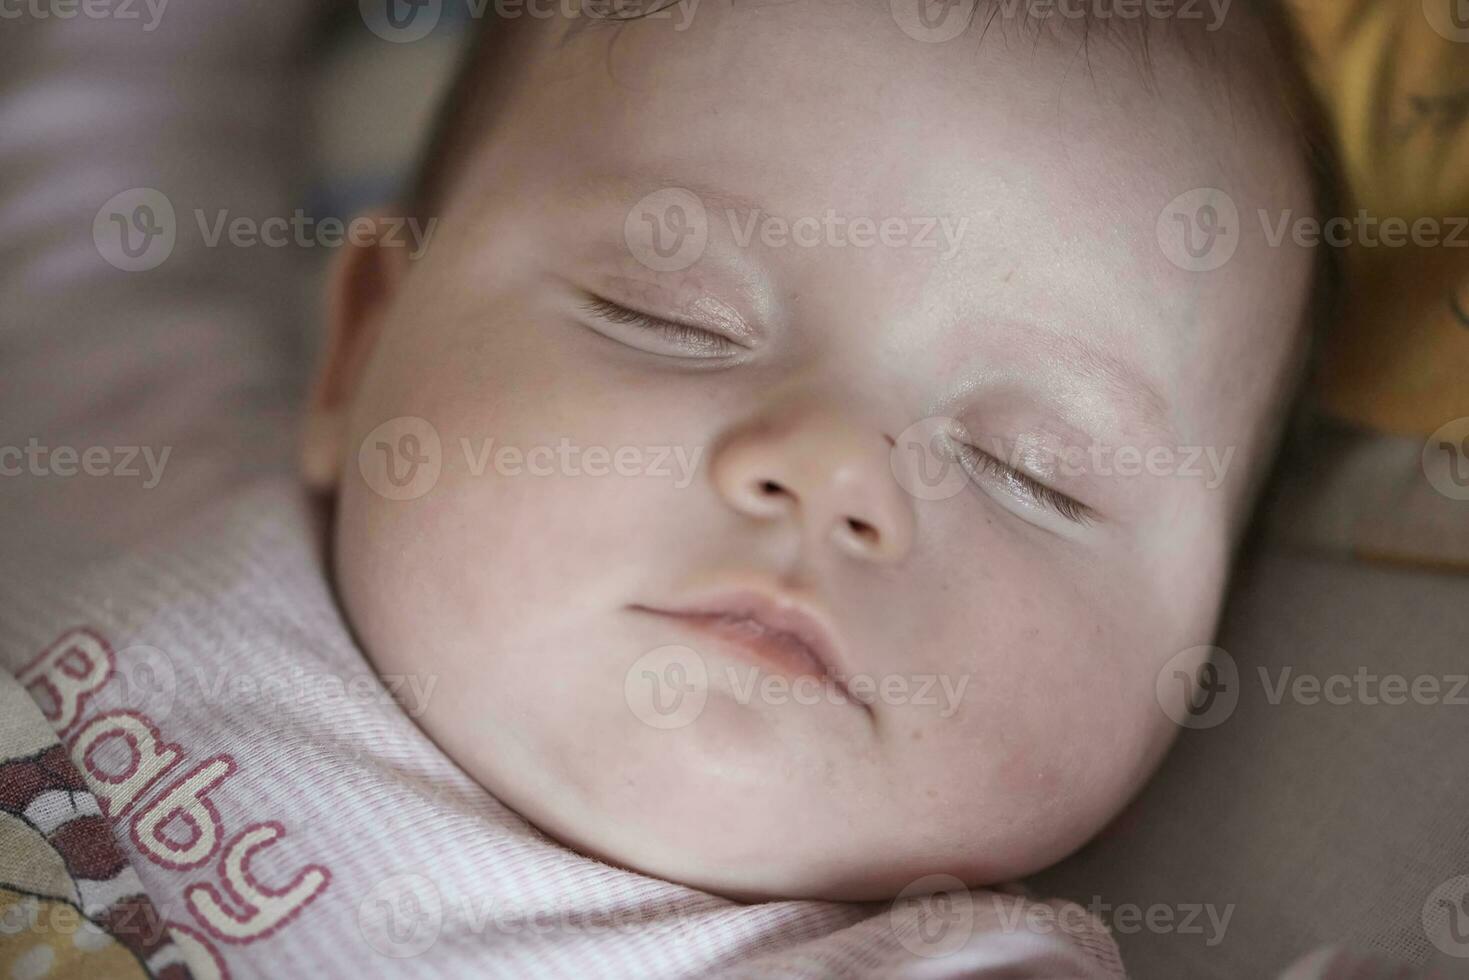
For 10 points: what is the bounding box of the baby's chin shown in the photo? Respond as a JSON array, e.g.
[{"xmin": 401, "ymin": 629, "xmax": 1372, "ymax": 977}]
[
  {"xmin": 495, "ymin": 761, "xmax": 1102, "ymax": 903},
  {"xmin": 422, "ymin": 685, "xmax": 1124, "ymax": 904}
]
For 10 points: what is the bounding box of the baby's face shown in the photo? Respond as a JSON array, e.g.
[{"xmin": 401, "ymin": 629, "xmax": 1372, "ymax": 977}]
[{"xmin": 309, "ymin": 3, "xmax": 1314, "ymax": 900}]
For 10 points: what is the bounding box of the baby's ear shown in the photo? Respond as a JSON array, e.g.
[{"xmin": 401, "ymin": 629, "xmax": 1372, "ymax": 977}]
[{"xmin": 300, "ymin": 211, "xmax": 414, "ymax": 493}]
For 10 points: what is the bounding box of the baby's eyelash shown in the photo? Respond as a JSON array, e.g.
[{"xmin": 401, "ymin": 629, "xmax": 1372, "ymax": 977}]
[
  {"xmin": 957, "ymin": 444, "xmax": 1095, "ymax": 526},
  {"xmin": 580, "ymin": 297, "xmax": 742, "ymax": 356}
]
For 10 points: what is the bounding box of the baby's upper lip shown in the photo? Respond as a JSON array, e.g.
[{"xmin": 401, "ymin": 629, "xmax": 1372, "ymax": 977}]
[{"xmin": 629, "ymin": 588, "xmax": 849, "ymax": 682}]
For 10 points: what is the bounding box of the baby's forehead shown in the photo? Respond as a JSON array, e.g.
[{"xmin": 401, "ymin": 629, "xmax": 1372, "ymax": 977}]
[
  {"xmin": 520, "ymin": 0, "xmax": 1306, "ymax": 215},
  {"xmin": 504, "ymin": 3, "xmax": 1310, "ymax": 307},
  {"xmin": 432, "ymin": 1, "xmax": 1310, "ymax": 253}
]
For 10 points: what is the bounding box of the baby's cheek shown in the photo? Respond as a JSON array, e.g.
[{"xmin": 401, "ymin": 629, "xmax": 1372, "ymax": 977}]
[{"xmin": 888, "ymin": 563, "xmax": 1166, "ymax": 834}]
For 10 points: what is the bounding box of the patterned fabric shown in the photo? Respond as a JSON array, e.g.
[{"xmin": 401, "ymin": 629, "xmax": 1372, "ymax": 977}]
[{"xmin": 0, "ymin": 668, "xmax": 196, "ymax": 980}]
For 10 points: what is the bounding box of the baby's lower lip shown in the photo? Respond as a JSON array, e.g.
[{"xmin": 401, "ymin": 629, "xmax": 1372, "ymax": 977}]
[{"xmin": 639, "ymin": 609, "xmax": 830, "ymax": 681}]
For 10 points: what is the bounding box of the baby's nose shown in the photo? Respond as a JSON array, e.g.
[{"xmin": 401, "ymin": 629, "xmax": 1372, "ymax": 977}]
[{"xmin": 711, "ymin": 401, "xmax": 915, "ymax": 563}]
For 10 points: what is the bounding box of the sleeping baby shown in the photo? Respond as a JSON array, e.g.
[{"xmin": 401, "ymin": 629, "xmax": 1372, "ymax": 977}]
[
  {"xmin": 303, "ymin": 0, "xmax": 1325, "ymax": 903},
  {"xmin": 0, "ymin": 0, "xmax": 1341, "ymax": 976}
]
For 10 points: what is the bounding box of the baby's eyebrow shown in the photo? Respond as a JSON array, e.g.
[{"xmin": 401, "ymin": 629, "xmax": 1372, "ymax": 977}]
[
  {"xmin": 1036, "ymin": 327, "xmax": 1179, "ymax": 447},
  {"xmin": 952, "ymin": 315, "xmax": 1180, "ymax": 449},
  {"xmin": 565, "ymin": 170, "xmax": 769, "ymax": 219}
]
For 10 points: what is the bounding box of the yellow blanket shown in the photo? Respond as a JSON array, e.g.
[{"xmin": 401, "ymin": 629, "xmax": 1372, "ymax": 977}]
[{"xmin": 1288, "ymin": 0, "xmax": 1469, "ymax": 437}]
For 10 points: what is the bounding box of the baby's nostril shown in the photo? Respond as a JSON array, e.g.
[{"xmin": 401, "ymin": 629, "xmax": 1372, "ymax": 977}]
[
  {"xmin": 759, "ymin": 480, "xmax": 785, "ymax": 496},
  {"xmin": 845, "ymin": 517, "xmax": 879, "ymax": 545}
]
